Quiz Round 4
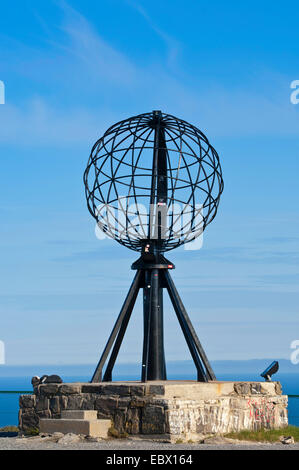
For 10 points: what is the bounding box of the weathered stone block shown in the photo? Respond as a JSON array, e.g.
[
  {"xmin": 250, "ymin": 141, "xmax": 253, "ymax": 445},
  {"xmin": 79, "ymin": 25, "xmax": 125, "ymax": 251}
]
[
  {"xmin": 145, "ymin": 385, "xmax": 165, "ymax": 396},
  {"xmin": 66, "ymin": 394, "xmax": 84, "ymax": 410},
  {"xmin": 81, "ymin": 394, "xmax": 96, "ymax": 410},
  {"xmin": 37, "ymin": 410, "xmax": 51, "ymax": 419},
  {"xmin": 113, "ymin": 409, "xmax": 126, "ymax": 433},
  {"xmin": 81, "ymin": 384, "xmax": 103, "ymax": 394},
  {"xmin": 95, "ymin": 396, "xmax": 118, "ymax": 418},
  {"xmin": 259, "ymin": 382, "xmax": 277, "ymax": 395},
  {"xmin": 39, "ymin": 384, "xmax": 59, "ymax": 396},
  {"xmin": 147, "ymin": 396, "xmax": 169, "ymax": 407},
  {"xmin": 59, "ymin": 384, "xmax": 81, "ymax": 395},
  {"xmin": 19, "ymin": 394, "xmax": 35, "ymax": 408},
  {"xmin": 50, "ymin": 396, "xmax": 60, "ymax": 414},
  {"xmin": 20, "ymin": 410, "xmax": 39, "ymax": 430},
  {"xmin": 101, "ymin": 384, "xmax": 130, "ymax": 397},
  {"xmin": 117, "ymin": 397, "xmax": 131, "ymax": 410},
  {"xmin": 126, "ymin": 407, "xmax": 140, "ymax": 434},
  {"xmin": 59, "ymin": 396, "xmax": 68, "ymax": 410},
  {"xmin": 230, "ymin": 397, "xmax": 250, "ymax": 410},
  {"xmin": 36, "ymin": 396, "xmax": 49, "ymax": 411},
  {"xmin": 271, "ymin": 396, "xmax": 288, "ymax": 405},
  {"xmin": 142, "ymin": 405, "xmax": 165, "ymax": 434},
  {"xmin": 130, "ymin": 385, "xmax": 145, "ymax": 397},
  {"xmin": 234, "ymin": 382, "xmax": 251, "ymax": 395},
  {"xmin": 130, "ymin": 398, "xmax": 146, "ymax": 408},
  {"xmin": 251, "ymin": 383, "xmax": 262, "ymax": 394}
]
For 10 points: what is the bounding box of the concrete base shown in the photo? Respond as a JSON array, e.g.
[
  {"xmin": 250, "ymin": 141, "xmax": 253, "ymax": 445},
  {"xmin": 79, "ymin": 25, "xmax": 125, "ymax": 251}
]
[
  {"xmin": 39, "ymin": 410, "xmax": 111, "ymax": 438},
  {"xmin": 19, "ymin": 381, "xmax": 288, "ymax": 442}
]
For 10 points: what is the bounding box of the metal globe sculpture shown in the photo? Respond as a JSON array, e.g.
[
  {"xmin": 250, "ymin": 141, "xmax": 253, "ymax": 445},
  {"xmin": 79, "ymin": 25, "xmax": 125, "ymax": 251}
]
[
  {"xmin": 84, "ymin": 111, "xmax": 223, "ymax": 253},
  {"xmin": 84, "ymin": 111, "xmax": 223, "ymax": 383}
]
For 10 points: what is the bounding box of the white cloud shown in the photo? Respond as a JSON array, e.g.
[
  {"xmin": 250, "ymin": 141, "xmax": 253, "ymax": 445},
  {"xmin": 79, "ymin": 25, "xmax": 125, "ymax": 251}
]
[
  {"xmin": 60, "ymin": 2, "xmax": 138, "ymax": 86},
  {"xmin": 126, "ymin": 0, "xmax": 182, "ymax": 69},
  {"xmin": 0, "ymin": 2, "xmax": 298, "ymax": 147},
  {"xmin": 0, "ymin": 98, "xmax": 108, "ymax": 146}
]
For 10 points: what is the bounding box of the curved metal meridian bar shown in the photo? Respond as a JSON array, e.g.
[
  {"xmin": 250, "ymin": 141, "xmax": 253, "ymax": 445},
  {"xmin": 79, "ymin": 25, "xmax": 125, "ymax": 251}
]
[{"xmin": 83, "ymin": 110, "xmax": 223, "ymax": 253}]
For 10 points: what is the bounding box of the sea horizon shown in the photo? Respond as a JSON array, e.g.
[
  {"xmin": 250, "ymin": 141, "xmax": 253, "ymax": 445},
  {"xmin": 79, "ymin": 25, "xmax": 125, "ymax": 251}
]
[{"xmin": 1, "ymin": 357, "xmax": 298, "ymax": 378}]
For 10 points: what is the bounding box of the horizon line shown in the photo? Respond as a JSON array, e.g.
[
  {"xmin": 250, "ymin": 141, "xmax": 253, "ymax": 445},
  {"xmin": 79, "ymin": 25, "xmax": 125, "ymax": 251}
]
[{"xmin": 0, "ymin": 357, "xmax": 291, "ymax": 367}]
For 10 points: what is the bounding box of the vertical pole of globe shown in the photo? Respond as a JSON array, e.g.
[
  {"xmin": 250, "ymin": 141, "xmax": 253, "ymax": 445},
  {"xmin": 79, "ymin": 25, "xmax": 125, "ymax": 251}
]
[
  {"xmin": 144, "ymin": 110, "xmax": 167, "ymax": 380},
  {"xmin": 147, "ymin": 268, "xmax": 165, "ymax": 380}
]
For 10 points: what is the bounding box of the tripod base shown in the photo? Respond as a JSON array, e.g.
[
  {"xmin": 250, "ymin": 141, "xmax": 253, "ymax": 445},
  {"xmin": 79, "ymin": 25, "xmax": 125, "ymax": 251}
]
[{"xmin": 91, "ymin": 257, "xmax": 216, "ymax": 383}]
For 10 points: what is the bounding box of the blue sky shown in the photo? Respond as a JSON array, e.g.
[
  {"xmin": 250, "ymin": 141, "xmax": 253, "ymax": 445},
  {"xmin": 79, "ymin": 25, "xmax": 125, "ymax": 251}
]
[{"xmin": 0, "ymin": 0, "xmax": 299, "ymax": 368}]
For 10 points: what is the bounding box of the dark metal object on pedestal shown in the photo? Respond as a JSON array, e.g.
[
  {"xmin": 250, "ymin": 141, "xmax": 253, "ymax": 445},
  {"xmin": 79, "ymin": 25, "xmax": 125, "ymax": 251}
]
[{"xmin": 83, "ymin": 111, "xmax": 223, "ymax": 382}]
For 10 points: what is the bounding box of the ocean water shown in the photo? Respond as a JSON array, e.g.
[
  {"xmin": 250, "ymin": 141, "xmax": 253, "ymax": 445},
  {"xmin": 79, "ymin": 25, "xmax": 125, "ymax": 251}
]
[{"xmin": 0, "ymin": 373, "xmax": 298, "ymax": 429}]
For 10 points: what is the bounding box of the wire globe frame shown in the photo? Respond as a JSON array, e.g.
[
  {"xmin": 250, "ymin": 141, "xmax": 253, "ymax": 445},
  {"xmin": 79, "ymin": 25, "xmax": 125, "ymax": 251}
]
[{"xmin": 84, "ymin": 111, "xmax": 224, "ymax": 253}]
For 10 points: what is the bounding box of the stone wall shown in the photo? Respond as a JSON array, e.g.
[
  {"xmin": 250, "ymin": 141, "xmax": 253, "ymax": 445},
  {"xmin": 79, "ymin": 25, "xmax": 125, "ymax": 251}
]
[{"xmin": 19, "ymin": 381, "xmax": 288, "ymax": 441}]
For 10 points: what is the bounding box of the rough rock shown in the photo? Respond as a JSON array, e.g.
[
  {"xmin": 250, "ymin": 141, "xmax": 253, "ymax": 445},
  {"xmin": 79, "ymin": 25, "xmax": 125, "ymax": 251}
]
[
  {"xmin": 31, "ymin": 377, "xmax": 40, "ymax": 388},
  {"xmin": 280, "ymin": 435, "xmax": 295, "ymax": 445},
  {"xmin": 57, "ymin": 433, "xmax": 83, "ymax": 445}
]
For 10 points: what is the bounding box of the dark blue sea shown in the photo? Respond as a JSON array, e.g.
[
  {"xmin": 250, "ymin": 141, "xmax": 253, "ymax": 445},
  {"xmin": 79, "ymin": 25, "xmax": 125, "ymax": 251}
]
[{"xmin": 0, "ymin": 372, "xmax": 298, "ymax": 428}]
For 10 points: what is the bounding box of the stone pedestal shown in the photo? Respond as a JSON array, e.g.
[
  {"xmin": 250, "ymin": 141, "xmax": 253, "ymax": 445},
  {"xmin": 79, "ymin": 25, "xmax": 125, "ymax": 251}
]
[{"xmin": 19, "ymin": 381, "xmax": 288, "ymax": 441}]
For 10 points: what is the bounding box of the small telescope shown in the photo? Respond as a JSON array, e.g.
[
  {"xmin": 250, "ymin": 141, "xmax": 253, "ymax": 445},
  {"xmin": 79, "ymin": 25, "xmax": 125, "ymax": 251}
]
[{"xmin": 260, "ymin": 361, "xmax": 279, "ymax": 381}]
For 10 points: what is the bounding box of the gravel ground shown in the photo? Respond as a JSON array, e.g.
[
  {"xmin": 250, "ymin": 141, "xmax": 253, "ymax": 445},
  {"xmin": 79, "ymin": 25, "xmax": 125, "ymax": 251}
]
[{"xmin": 0, "ymin": 435, "xmax": 298, "ymax": 451}]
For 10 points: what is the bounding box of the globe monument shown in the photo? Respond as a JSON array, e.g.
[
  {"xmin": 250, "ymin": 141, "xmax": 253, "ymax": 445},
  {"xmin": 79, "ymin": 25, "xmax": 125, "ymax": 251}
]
[
  {"xmin": 19, "ymin": 111, "xmax": 288, "ymax": 440},
  {"xmin": 84, "ymin": 110, "xmax": 223, "ymax": 383}
]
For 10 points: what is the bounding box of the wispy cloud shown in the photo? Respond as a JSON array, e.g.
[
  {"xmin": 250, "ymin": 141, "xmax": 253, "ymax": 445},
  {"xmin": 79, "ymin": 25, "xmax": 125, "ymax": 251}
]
[
  {"xmin": 60, "ymin": 2, "xmax": 138, "ymax": 86},
  {"xmin": 258, "ymin": 236, "xmax": 299, "ymax": 244},
  {"xmin": 176, "ymin": 243, "xmax": 299, "ymax": 265},
  {"xmin": 0, "ymin": 98, "xmax": 106, "ymax": 146},
  {"xmin": 0, "ymin": 2, "xmax": 298, "ymax": 147},
  {"xmin": 126, "ymin": 0, "xmax": 182, "ymax": 69}
]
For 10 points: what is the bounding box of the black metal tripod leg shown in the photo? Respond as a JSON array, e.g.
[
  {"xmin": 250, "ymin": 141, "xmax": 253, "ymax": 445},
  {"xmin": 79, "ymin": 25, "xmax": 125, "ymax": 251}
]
[
  {"xmin": 164, "ymin": 270, "xmax": 216, "ymax": 381},
  {"xmin": 164, "ymin": 270, "xmax": 206, "ymax": 381},
  {"xmin": 159, "ymin": 285, "xmax": 167, "ymax": 379},
  {"xmin": 141, "ymin": 271, "xmax": 151, "ymax": 382},
  {"xmin": 103, "ymin": 279, "xmax": 140, "ymax": 381},
  {"xmin": 91, "ymin": 270, "xmax": 142, "ymax": 383},
  {"xmin": 142, "ymin": 269, "xmax": 167, "ymax": 381}
]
